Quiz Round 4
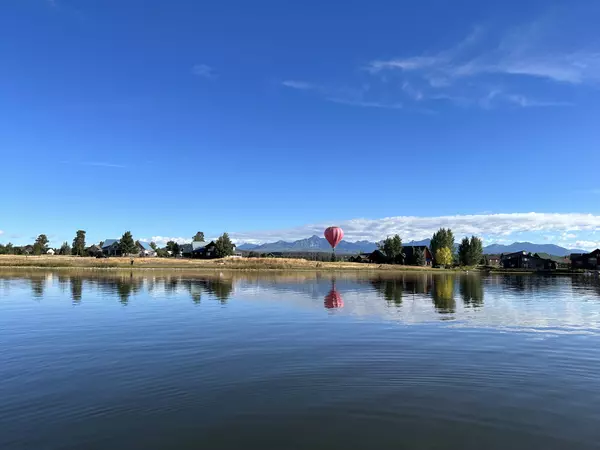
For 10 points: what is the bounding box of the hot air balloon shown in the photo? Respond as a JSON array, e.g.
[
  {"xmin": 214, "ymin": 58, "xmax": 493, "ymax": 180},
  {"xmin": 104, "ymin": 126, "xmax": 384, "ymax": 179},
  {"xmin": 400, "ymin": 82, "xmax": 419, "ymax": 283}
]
[
  {"xmin": 324, "ymin": 226, "xmax": 344, "ymax": 260},
  {"xmin": 324, "ymin": 288, "xmax": 344, "ymax": 309}
]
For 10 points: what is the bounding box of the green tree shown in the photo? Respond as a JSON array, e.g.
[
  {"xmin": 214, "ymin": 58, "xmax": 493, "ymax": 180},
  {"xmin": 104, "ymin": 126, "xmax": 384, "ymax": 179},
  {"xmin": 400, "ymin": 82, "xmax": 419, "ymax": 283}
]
[
  {"xmin": 435, "ymin": 247, "xmax": 453, "ymax": 268},
  {"xmin": 458, "ymin": 236, "xmax": 484, "ymax": 266},
  {"xmin": 72, "ymin": 230, "xmax": 86, "ymax": 256},
  {"xmin": 166, "ymin": 241, "xmax": 180, "ymax": 256},
  {"xmin": 59, "ymin": 241, "xmax": 71, "ymax": 255},
  {"xmin": 414, "ymin": 247, "xmax": 426, "ymax": 266},
  {"xmin": 430, "ymin": 228, "xmax": 455, "ymax": 262},
  {"xmin": 32, "ymin": 234, "xmax": 49, "ymax": 255},
  {"xmin": 119, "ymin": 231, "xmax": 137, "ymax": 255},
  {"xmin": 467, "ymin": 236, "xmax": 484, "ymax": 266},
  {"xmin": 458, "ymin": 237, "xmax": 471, "ymax": 266},
  {"xmin": 377, "ymin": 234, "xmax": 403, "ymax": 263},
  {"xmin": 193, "ymin": 232, "xmax": 205, "ymax": 242},
  {"xmin": 215, "ymin": 232, "xmax": 235, "ymax": 258},
  {"xmin": 150, "ymin": 241, "xmax": 158, "ymax": 251}
]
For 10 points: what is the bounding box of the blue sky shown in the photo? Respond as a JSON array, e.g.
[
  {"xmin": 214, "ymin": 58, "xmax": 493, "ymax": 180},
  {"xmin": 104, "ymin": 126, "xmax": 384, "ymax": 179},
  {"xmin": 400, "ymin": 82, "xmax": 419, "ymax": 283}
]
[{"xmin": 1, "ymin": 0, "xmax": 600, "ymax": 249}]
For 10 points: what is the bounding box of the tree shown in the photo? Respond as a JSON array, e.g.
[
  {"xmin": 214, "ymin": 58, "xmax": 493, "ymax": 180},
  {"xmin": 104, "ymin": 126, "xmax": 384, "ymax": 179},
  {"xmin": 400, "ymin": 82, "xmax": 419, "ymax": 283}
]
[
  {"xmin": 458, "ymin": 237, "xmax": 471, "ymax": 266},
  {"xmin": 193, "ymin": 232, "xmax": 205, "ymax": 242},
  {"xmin": 430, "ymin": 228, "xmax": 455, "ymax": 260},
  {"xmin": 467, "ymin": 236, "xmax": 483, "ymax": 266},
  {"xmin": 119, "ymin": 231, "xmax": 137, "ymax": 255},
  {"xmin": 72, "ymin": 230, "xmax": 86, "ymax": 256},
  {"xmin": 215, "ymin": 232, "xmax": 235, "ymax": 258},
  {"xmin": 59, "ymin": 242, "xmax": 71, "ymax": 255},
  {"xmin": 458, "ymin": 236, "xmax": 484, "ymax": 266},
  {"xmin": 150, "ymin": 241, "xmax": 158, "ymax": 251},
  {"xmin": 99, "ymin": 240, "xmax": 104, "ymax": 248},
  {"xmin": 166, "ymin": 241, "xmax": 180, "ymax": 256},
  {"xmin": 414, "ymin": 247, "xmax": 426, "ymax": 266},
  {"xmin": 377, "ymin": 234, "xmax": 403, "ymax": 263},
  {"xmin": 435, "ymin": 247, "xmax": 453, "ymax": 268},
  {"xmin": 32, "ymin": 234, "xmax": 49, "ymax": 255}
]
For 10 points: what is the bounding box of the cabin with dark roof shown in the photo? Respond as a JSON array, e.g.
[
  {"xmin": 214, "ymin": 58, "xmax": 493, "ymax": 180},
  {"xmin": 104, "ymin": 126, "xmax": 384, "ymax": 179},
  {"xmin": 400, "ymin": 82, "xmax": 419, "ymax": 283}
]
[
  {"xmin": 570, "ymin": 249, "xmax": 600, "ymax": 270},
  {"xmin": 400, "ymin": 246, "xmax": 433, "ymax": 266},
  {"xmin": 102, "ymin": 239, "xmax": 121, "ymax": 257},
  {"xmin": 534, "ymin": 253, "xmax": 570, "ymax": 269},
  {"xmin": 501, "ymin": 251, "xmax": 557, "ymax": 270}
]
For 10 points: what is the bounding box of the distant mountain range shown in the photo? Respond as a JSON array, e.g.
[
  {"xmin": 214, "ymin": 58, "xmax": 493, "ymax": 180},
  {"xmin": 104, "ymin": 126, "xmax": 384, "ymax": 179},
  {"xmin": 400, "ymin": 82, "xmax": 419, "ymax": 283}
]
[{"xmin": 237, "ymin": 236, "xmax": 587, "ymax": 257}]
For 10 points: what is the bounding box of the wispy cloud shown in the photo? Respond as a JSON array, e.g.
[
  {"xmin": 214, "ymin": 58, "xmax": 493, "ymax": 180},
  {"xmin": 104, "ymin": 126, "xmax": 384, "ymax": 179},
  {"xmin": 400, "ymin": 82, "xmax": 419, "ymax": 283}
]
[
  {"xmin": 231, "ymin": 212, "xmax": 600, "ymax": 244},
  {"xmin": 282, "ymin": 80, "xmax": 315, "ymax": 90},
  {"xmin": 284, "ymin": 18, "xmax": 593, "ymax": 111},
  {"xmin": 192, "ymin": 64, "xmax": 217, "ymax": 79}
]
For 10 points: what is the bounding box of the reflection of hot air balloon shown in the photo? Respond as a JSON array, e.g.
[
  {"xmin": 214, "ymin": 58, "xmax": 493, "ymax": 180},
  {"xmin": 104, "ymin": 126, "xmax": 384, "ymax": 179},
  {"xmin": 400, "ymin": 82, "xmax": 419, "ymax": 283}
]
[
  {"xmin": 324, "ymin": 288, "xmax": 344, "ymax": 309},
  {"xmin": 324, "ymin": 226, "xmax": 344, "ymax": 260}
]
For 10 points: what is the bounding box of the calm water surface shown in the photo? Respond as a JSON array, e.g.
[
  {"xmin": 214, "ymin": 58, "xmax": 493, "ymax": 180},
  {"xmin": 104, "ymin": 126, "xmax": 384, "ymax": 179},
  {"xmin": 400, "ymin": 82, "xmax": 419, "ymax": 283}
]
[{"xmin": 1, "ymin": 270, "xmax": 600, "ymax": 449}]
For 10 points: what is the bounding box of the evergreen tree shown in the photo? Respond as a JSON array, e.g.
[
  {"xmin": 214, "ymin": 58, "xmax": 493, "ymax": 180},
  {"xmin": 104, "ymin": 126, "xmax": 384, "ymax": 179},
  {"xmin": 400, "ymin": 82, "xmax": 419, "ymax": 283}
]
[
  {"xmin": 458, "ymin": 237, "xmax": 471, "ymax": 266},
  {"xmin": 150, "ymin": 242, "xmax": 158, "ymax": 251},
  {"xmin": 215, "ymin": 233, "xmax": 235, "ymax": 258},
  {"xmin": 431, "ymin": 228, "xmax": 455, "ymax": 265},
  {"xmin": 59, "ymin": 241, "xmax": 71, "ymax": 255},
  {"xmin": 377, "ymin": 234, "xmax": 403, "ymax": 263},
  {"xmin": 72, "ymin": 230, "xmax": 86, "ymax": 256},
  {"xmin": 32, "ymin": 234, "xmax": 49, "ymax": 255},
  {"xmin": 193, "ymin": 232, "xmax": 205, "ymax": 242},
  {"xmin": 414, "ymin": 247, "xmax": 426, "ymax": 266},
  {"xmin": 119, "ymin": 231, "xmax": 137, "ymax": 255},
  {"xmin": 166, "ymin": 241, "xmax": 180, "ymax": 256},
  {"xmin": 467, "ymin": 236, "xmax": 483, "ymax": 266}
]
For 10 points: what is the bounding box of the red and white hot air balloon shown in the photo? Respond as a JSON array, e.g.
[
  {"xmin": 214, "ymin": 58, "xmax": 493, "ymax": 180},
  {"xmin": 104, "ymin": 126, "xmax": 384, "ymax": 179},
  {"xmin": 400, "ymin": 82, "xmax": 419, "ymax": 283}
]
[{"xmin": 324, "ymin": 226, "xmax": 344, "ymax": 250}]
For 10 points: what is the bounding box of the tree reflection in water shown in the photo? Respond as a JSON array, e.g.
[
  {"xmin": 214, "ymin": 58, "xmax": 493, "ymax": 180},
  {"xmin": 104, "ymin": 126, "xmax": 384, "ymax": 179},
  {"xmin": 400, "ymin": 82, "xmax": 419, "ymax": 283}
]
[
  {"xmin": 370, "ymin": 277, "xmax": 403, "ymax": 307},
  {"xmin": 70, "ymin": 277, "xmax": 83, "ymax": 304},
  {"xmin": 432, "ymin": 275, "xmax": 455, "ymax": 313},
  {"xmin": 459, "ymin": 275, "xmax": 484, "ymax": 308}
]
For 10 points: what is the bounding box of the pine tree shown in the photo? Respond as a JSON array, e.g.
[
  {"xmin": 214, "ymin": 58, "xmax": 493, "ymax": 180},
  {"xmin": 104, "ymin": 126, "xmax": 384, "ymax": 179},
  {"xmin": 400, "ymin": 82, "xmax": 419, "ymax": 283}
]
[
  {"xmin": 72, "ymin": 230, "xmax": 86, "ymax": 256},
  {"xmin": 32, "ymin": 234, "xmax": 49, "ymax": 255},
  {"xmin": 414, "ymin": 248, "xmax": 426, "ymax": 266},
  {"xmin": 119, "ymin": 231, "xmax": 137, "ymax": 255},
  {"xmin": 467, "ymin": 236, "xmax": 483, "ymax": 266},
  {"xmin": 215, "ymin": 233, "xmax": 235, "ymax": 258},
  {"xmin": 377, "ymin": 234, "xmax": 403, "ymax": 263},
  {"xmin": 59, "ymin": 242, "xmax": 71, "ymax": 255},
  {"xmin": 458, "ymin": 237, "xmax": 471, "ymax": 266},
  {"xmin": 193, "ymin": 232, "xmax": 205, "ymax": 242}
]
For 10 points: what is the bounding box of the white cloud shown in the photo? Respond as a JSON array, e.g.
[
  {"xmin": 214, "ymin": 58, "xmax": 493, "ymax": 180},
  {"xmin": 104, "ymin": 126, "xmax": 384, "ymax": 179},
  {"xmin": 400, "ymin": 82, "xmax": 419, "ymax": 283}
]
[
  {"xmin": 572, "ymin": 241, "xmax": 600, "ymax": 250},
  {"xmin": 230, "ymin": 213, "xmax": 600, "ymax": 244},
  {"xmin": 144, "ymin": 236, "xmax": 192, "ymax": 246},
  {"xmin": 326, "ymin": 97, "xmax": 403, "ymax": 109},
  {"xmin": 282, "ymin": 80, "xmax": 315, "ymax": 90},
  {"xmin": 192, "ymin": 64, "xmax": 217, "ymax": 79}
]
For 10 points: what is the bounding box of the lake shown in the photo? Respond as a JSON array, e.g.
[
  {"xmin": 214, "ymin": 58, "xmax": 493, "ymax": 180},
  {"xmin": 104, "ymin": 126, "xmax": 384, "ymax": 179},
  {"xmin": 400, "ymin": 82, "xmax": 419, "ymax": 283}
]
[{"xmin": 1, "ymin": 270, "xmax": 600, "ymax": 449}]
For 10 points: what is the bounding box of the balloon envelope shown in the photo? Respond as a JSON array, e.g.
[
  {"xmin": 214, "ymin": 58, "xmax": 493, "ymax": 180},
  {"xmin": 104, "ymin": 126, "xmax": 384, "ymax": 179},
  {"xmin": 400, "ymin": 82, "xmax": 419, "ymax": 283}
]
[{"xmin": 324, "ymin": 227, "xmax": 344, "ymax": 249}]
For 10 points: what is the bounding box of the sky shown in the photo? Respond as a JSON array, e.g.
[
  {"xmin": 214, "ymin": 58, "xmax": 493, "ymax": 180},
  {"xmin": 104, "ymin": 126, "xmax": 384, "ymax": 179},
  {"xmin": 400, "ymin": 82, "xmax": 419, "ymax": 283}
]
[{"xmin": 1, "ymin": 0, "xmax": 600, "ymax": 249}]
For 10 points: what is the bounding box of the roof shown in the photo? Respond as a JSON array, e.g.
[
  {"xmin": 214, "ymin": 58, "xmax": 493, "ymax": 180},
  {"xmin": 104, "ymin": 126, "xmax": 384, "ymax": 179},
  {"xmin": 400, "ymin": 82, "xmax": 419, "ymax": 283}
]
[
  {"xmin": 192, "ymin": 241, "xmax": 207, "ymax": 251},
  {"xmin": 501, "ymin": 251, "xmax": 530, "ymax": 258},
  {"xmin": 402, "ymin": 245, "xmax": 431, "ymax": 256},
  {"xmin": 534, "ymin": 253, "xmax": 569, "ymax": 263},
  {"xmin": 180, "ymin": 244, "xmax": 193, "ymax": 253},
  {"xmin": 138, "ymin": 241, "xmax": 153, "ymax": 250},
  {"xmin": 102, "ymin": 239, "xmax": 118, "ymax": 249}
]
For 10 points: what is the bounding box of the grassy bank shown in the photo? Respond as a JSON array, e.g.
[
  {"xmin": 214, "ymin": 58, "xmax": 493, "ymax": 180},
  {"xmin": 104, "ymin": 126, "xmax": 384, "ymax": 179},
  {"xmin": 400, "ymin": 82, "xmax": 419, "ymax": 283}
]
[{"xmin": 0, "ymin": 255, "xmax": 445, "ymax": 272}]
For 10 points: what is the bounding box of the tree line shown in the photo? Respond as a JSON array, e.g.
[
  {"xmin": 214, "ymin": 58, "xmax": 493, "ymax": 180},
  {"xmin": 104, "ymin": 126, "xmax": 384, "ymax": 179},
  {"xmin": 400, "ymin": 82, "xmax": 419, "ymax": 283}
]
[
  {"xmin": 375, "ymin": 227, "xmax": 484, "ymax": 267},
  {"xmin": 0, "ymin": 230, "xmax": 235, "ymax": 258}
]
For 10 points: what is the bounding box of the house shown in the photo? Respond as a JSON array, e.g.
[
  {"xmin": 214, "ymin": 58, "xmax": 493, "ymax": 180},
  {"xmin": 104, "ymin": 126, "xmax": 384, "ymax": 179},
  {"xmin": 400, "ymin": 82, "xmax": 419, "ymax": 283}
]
[
  {"xmin": 570, "ymin": 249, "xmax": 600, "ymax": 270},
  {"xmin": 22, "ymin": 245, "xmax": 34, "ymax": 255},
  {"xmin": 46, "ymin": 248, "xmax": 55, "ymax": 255},
  {"xmin": 192, "ymin": 241, "xmax": 218, "ymax": 258},
  {"xmin": 137, "ymin": 241, "xmax": 157, "ymax": 257},
  {"xmin": 501, "ymin": 251, "xmax": 557, "ymax": 270},
  {"xmin": 484, "ymin": 254, "xmax": 501, "ymax": 267},
  {"xmin": 368, "ymin": 250, "xmax": 388, "ymax": 264},
  {"xmin": 400, "ymin": 246, "xmax": 433, "ymax": 266},
  {"xmin": 86, "ymin": 244, "xmax": 103, "ymax": 257},
  {"xmin": 534, "ymin": 253, "xmax": 571, "ymax": 269},
  {"xmin": 102, "ymin": 239, "xmax": 121, "ymax": 257},
  {"xmin": 350, "ymin": 254, "xmax": 372, "ymax": 263}
]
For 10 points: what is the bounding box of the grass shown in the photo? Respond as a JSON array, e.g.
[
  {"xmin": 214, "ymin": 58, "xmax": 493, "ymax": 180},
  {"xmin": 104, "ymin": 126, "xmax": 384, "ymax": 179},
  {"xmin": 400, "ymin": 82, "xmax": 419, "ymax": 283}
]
[{"xmin": 0, "ymin": 255, "xmax": 444, "ymax": 272}]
